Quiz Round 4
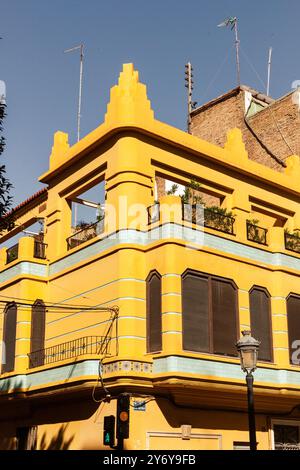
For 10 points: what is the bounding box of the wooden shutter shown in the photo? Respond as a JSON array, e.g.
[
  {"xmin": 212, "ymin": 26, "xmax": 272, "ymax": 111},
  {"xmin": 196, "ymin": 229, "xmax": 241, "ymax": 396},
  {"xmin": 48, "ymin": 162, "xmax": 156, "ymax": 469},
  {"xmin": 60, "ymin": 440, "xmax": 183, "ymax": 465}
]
[
  {"xmin": 182, "ymin": 272, "xmax": 209, "ymax": 352},
  {"xmin": 287, "ymin": 295, "xmax": 300, "ymax": 364},
  {"xmin": 249, "ymin": 287, "xmax": 272, "ymax": 361},
  {"xmin": 146, "ymin": 271, "xmax": 162, "ymax": 352},
  {"xmin": 2, "ymin": 302, "xmax": 17, "ymax": 373},
  {"xmin": 30, "ymin": 300, "xmax": 46, "ymax": 368},
  {"xmin": 212, "ymin": 278, "xmax": 237, "ymax": 356}
]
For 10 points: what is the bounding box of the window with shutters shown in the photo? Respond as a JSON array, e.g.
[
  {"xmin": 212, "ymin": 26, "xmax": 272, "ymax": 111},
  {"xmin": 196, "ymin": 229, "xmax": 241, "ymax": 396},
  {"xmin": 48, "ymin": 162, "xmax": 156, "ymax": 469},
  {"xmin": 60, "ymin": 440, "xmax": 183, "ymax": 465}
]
[
  {"xmin": 287, "ymin": 294, "xmax": 300, "ymax": 365},
  {"xmin": 1, "ymin": 302, "xmax": 17, "ymax": 373},
  {"xmin": 146, "ymin": 271, "xmax": 162, "ymax": 353},
  {"xmin": 182, "ymin": 270, "xmax": 238, "ymax": 356},
  {"xmin": 30, "ymin": 300, "xmax": 46, "ymax": 368},
  {"xmin": 249, "ymin": 287, "xmax": 273, "ymax": 362}
]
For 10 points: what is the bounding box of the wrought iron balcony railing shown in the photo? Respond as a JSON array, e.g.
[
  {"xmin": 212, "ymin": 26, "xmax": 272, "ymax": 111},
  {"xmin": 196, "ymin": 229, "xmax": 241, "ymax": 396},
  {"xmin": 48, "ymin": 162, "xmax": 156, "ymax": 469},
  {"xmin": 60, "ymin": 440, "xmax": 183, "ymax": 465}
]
[
  {"xmin": 147, "ymin": 203, "xmax": 160, "ymax": 224},
  {"xmin": 28, "ymin": 335, "xmax": 111, "ymax": 369},
  {"xmin": 6, "ymin": 243, "xmax": 19, "ymax": 264},
  {"xmin": 275, "ymin": 443, "xmax": 300, "ymax": 450},
  {"xmin": 246, "ymin": 222, "xmax": 268, "ymax": 245},
  {"xmin": 67, "ymin": 219, "xmax": 105, "ymax": 250},
  {"xmin": 33, "ymin": 240, "xmax": 47, "ymax": 259},
  {"xmin": 285, "ymin": 232, "xmax": 300, "ymax": 254},
  {"xmin": 182, "ymin": 204, "xmax": 235, "ymax": 235}
]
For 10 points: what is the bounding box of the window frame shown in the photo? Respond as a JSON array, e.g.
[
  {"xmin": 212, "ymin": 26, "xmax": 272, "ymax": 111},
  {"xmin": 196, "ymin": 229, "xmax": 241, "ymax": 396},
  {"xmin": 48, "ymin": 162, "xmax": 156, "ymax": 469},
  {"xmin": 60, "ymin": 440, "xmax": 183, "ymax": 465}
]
[
  {"xmin": 1, "ymin": 301, "xmax": 17, "ymax": 374},
  {"xmin": 30, "ymin": 299, "xmax": 46, "ymax": 368},
  {"xmin": 286, "ymin": 293, "xmax": 300, "ymax": 365},
  {"xmin": 249, "ymin": 285, "xmax": 273, "ymax": 363},
  {"xmin": 146, "ymin": 270, "xmax": 162, "ymax": 354},
  {"xmin": 181, "ymin": 269, "xmax": 239, "ymax": 357}
]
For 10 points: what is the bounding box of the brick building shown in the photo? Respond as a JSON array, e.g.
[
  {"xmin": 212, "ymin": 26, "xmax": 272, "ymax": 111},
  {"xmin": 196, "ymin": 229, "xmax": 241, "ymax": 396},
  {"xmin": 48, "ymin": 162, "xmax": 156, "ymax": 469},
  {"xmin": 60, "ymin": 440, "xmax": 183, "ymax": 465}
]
[{"xmin": 190, "ymin": 85, "xmax": 300, "ymax": 171}]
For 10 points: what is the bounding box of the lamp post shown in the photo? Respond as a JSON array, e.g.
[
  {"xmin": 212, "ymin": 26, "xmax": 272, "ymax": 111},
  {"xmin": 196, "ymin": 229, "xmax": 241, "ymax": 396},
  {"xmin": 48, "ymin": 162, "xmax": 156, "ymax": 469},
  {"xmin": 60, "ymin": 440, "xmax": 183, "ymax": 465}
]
[{"xmin": 236, "ymin": 330, "xmax": 260, "ymax": 451}]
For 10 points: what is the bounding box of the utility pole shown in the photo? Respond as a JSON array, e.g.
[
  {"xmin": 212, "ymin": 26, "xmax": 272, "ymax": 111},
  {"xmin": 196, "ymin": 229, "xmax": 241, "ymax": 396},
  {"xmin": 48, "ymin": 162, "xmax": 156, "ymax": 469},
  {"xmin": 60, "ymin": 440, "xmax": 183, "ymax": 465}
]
[
  {"xmin": 185, "ymin": 62, "xmax": 197, "ymax": 134},
  {"xmin": 64, "ymin": 44, "xmax": 84, "ymax": 142},
  {"xmin": 266, "ymin": 47, "xmax": 272, "ymax": 96}
]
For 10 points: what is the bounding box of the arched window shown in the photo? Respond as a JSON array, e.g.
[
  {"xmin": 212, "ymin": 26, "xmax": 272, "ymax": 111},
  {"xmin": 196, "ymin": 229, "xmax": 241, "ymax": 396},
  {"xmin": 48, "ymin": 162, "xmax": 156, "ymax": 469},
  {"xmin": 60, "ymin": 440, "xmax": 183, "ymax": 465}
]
[
  {"xmin": 182, "ymin": 270, "xmax": 238, "ymax": 356},
  {"xmin": 287, "ymin": 294, "xmax": 300, "ymax": 364},
  {"xmin": 30, "ymin": 300, "xmax": 46, "ymax": 368},
  {"xmin": 2, "ymin": 302, "xmax": 17, "ymax": 373},
  {"xmin": 146, "ymin": 271, "xmax": 162, "ymax": 353},
  {"xmin": 249, "ymin": 287, "xmax": 273, "ymax": 362}
]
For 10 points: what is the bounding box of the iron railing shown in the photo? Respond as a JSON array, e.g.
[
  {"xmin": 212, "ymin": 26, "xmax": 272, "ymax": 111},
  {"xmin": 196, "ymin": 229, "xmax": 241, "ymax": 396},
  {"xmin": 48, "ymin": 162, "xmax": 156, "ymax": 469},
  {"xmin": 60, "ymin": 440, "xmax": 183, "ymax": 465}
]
[
  {"xmin": 182, "ymin": 204, "xmax": 235, "ymax": 235},
  {"xmin": 275, "ymin": 443, "xmax": 300, "ymax": 450},
  {"xmin": 28, "ymin": 335, "xmax": 111, "ymax": 369},
  {"xmin": 67, "ymin": 219, "xmax": 105, "ymax": 250},
  {"xmin": 6, "ymin": 243, "xmax": 19, "ymax": 264},
  {"xmin": 147, "ymin": 203, "xmax": 160, "ymax": 224},
  {"xmin": 33, "ymin": 240, "xmax": 47, "ymax": 259},
  {"xmin": 284, "ymin": 232, "xmax": 300, "ymax": 254},
  {"xmin": 246, "ymin": 222, "xmax": 268, "ymax": 245}
]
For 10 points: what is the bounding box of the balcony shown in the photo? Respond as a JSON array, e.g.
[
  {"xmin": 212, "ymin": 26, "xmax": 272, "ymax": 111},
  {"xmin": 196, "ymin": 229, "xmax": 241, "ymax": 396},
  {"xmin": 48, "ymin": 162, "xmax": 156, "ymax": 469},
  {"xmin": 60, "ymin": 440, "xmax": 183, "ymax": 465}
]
[
  {"xmin": 66, "ymin": 219, "xmax": 105, "ymax": 250},
  {"xmin": 5, "ymin": 238, "xmax": 47, "ymax": 265},
  {"xmin": 6, "ymin": 243, "xmax": 18, "ymax": 264},
  {"xmin": 247, "ymin": 222, "xmax": 268, "ymax": 245},
  {"xmin": 28, "ymin": 335, "xmax": 111, "ymax": 369},
  {"xmin": 33, "ymin": 240, "xmax": 47, "ymax": 259},
  {"xmin": 182, "ymin": 203, "xmax": 235, "ymax": 235},
  {"xmin": 284, "ymin": 232, "xmax": 300, "ymax": 254},
  {"xmin": 147, "ymin": 203, "xmax": 160, "ymax": 224}
]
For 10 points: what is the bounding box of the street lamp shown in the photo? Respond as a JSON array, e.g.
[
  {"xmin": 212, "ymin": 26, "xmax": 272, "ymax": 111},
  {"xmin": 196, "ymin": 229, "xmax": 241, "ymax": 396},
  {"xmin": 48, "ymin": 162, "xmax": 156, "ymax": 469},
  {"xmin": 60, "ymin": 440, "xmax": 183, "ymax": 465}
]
[{"xmin": 236, "ymin": 330, "xmax": 260, "ymax": 451}]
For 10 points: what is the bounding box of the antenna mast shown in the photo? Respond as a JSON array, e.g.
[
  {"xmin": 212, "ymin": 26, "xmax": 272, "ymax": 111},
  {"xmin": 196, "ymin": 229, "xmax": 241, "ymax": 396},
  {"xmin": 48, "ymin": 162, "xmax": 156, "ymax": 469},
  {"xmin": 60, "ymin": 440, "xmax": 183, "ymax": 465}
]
[
  {"xmin": 267, "ymin": 47, "xmax": 272, "ymax": 96},
  {"xmin": 64, "ymin": 44, "xmax": 84, "ymax": 142},
  {"xmin": 218, "ymin": 16, "xmax": 240, "ymax": 86},
  {"xmin": 185, "ymin": 62, "xmax": 196, "ymax": 133}
]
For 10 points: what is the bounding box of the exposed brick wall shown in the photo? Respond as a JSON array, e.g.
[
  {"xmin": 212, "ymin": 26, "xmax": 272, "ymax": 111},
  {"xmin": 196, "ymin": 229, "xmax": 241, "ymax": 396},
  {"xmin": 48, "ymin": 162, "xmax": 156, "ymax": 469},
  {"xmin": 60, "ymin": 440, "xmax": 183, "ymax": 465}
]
[
  {"xmin": 190, "ymin": 89, "xmax": 300, "ymax": 172},
  {"xmin": 155, "ymin": 176, "xmax": 166, "ymax": 200}
]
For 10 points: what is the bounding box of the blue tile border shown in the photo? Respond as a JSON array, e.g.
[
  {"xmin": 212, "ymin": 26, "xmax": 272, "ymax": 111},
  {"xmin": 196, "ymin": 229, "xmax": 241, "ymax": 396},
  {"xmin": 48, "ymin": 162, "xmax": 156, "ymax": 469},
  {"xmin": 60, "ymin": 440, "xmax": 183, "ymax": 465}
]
[{"xmin": 153, "ymin": 355, "xmax": 300, "ymax": 386}]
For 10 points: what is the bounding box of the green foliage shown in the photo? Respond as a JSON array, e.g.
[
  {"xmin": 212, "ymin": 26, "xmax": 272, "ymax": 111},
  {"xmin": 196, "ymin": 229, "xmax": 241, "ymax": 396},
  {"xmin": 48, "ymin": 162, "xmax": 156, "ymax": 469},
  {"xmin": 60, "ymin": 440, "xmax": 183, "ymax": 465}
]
[
  {"xmin": 246, "ymin": 218, "xmax": 260, "ymax": 226},
  {"xmin": 204, "ymin": 206, "xmax": 235, "ymax": 233},
  {"xmin": 246, "ymin": 219, "xmax": 267, "ymax": 244},
  {"xmin": 284, "ymin": 229, "xmax": 300, "ymax": 253},
  {"xmin": 166, "ymin": 184, "xmax": 179, "ymax": 195},
  {"xmin": 0, "ymin": 103, "xmax": 13, "ymax": 232},
  {"xmin": 180, "ymin": 179, "xmax": 204, "ymax": 205}
]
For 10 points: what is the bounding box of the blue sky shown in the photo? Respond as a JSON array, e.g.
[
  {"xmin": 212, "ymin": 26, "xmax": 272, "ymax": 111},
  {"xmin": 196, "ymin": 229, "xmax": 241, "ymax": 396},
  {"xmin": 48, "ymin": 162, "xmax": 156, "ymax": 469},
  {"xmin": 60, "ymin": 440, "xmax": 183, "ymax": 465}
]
[{"xmin": 1, "ymin": 0, "xmax": 299, "ymax": 206}]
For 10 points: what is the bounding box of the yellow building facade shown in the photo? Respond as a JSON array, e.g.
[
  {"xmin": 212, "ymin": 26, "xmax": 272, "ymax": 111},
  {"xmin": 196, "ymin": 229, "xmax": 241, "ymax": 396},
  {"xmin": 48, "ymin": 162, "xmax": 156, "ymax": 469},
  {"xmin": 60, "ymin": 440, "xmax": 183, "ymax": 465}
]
[{"xmin": 1, "ymin": 64, "xmax": 300, "ymax": 449}]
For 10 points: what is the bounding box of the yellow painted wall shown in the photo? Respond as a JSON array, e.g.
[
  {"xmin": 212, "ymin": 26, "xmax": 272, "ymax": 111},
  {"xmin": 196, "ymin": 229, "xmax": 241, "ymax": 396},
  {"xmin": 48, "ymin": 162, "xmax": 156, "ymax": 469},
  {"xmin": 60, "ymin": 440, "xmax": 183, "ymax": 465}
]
[{"xmin": 1, "ymin": 63, "xmax": 300, "ymax": 449}]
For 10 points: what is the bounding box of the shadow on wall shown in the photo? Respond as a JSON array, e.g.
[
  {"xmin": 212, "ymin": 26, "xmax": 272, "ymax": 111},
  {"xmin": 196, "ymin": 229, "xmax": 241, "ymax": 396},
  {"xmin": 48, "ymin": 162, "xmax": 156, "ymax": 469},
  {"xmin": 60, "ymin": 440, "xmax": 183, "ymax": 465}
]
[
  {"xmin": 39, "ymin": 424, "xmax": 74, "ymax": 450},
  {"xmin": 0, "ymin": 437, "xmax": 16, "ymax": 450}
]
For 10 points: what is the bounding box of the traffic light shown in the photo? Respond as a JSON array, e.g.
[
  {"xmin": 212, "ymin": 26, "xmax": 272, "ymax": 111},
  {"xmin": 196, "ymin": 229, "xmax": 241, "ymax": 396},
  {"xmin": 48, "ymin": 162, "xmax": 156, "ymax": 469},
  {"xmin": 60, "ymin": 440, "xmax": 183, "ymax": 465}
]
[
  {"xmin": 116, "ymin": 393, "xmax": 130, "ymax": 439},
  {"xmin": 103, "ymin": 415, "xmax": 115, "ymax": 448}
]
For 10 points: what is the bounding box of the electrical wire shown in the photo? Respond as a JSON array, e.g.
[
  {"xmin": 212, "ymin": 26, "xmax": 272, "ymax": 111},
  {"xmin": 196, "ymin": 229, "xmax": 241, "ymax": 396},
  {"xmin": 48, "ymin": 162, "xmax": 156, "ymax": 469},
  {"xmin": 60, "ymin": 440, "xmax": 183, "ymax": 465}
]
[
  {"xmin": 239, "ymin": 46, "xmax": 267, "ymax": 91},
  {"xmin": 198, "ymin": 44, "xmax": 235, "ymax": 104},
  {"xmin": 239, "ymin": 45, "xmax": 295, "ymax": 159},
  {"xmin": 0, "ymin": 299, "xmax": 116, "ymax": 312},
  {"xmin": 0, "ymin": 292, "xmax": 104, "ymax": 309}
]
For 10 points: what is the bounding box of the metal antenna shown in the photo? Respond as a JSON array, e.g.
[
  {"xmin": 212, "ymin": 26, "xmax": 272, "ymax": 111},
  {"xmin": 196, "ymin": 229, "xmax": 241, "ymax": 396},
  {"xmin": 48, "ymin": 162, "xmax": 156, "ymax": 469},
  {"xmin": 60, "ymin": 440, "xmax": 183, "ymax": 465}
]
[
  {"xmin": 218, "ymin": 16, "xmax": 240, "ymax": 86},
  {"xmin": 266, "ymin": 47, "xmax": 272, "ymax": 96},
  {"xmin": 64, "ymin": 44, "xmax": 84, "ymax": 142},
  {"xmin": 185, "ymin": 62, "xmax": 197, "ymax": 133},
  {"xmin": 233, "ymin": 18, "xmax": 240, "ymax": 86}
]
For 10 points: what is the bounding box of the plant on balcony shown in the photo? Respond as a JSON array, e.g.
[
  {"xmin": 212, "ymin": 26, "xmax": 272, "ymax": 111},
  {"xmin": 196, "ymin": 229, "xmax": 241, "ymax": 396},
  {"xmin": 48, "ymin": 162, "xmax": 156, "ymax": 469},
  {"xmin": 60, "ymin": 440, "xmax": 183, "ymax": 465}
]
[
  {"xmin": 205, "ymin": 206, "xmax": 235, "ymax": 233},
  {"xmin": 166, "ymin": 183, "xmax": 179, "ymax": 196},
  {"xmin": 72, "ymin": 220, "xmax": 90, "ymax": 232},
  {"xmin": 246, "ymin": 218, "xmax": 267, "ymax": 244},
  {"xmin": 284, "ymin": 228, "xmax": 300, "ymax": 252},
  {"xmin": 181, "ymin": 179, "xmax": 204, "ymax": 205}
]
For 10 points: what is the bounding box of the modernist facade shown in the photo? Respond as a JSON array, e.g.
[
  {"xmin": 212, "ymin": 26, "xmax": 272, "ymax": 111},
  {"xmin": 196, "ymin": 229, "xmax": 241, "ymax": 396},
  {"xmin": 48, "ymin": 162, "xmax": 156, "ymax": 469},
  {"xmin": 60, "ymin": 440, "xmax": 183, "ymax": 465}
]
[{"xmin": 1, "ymin": 64, "xmax": 300, "ymax": 449}]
